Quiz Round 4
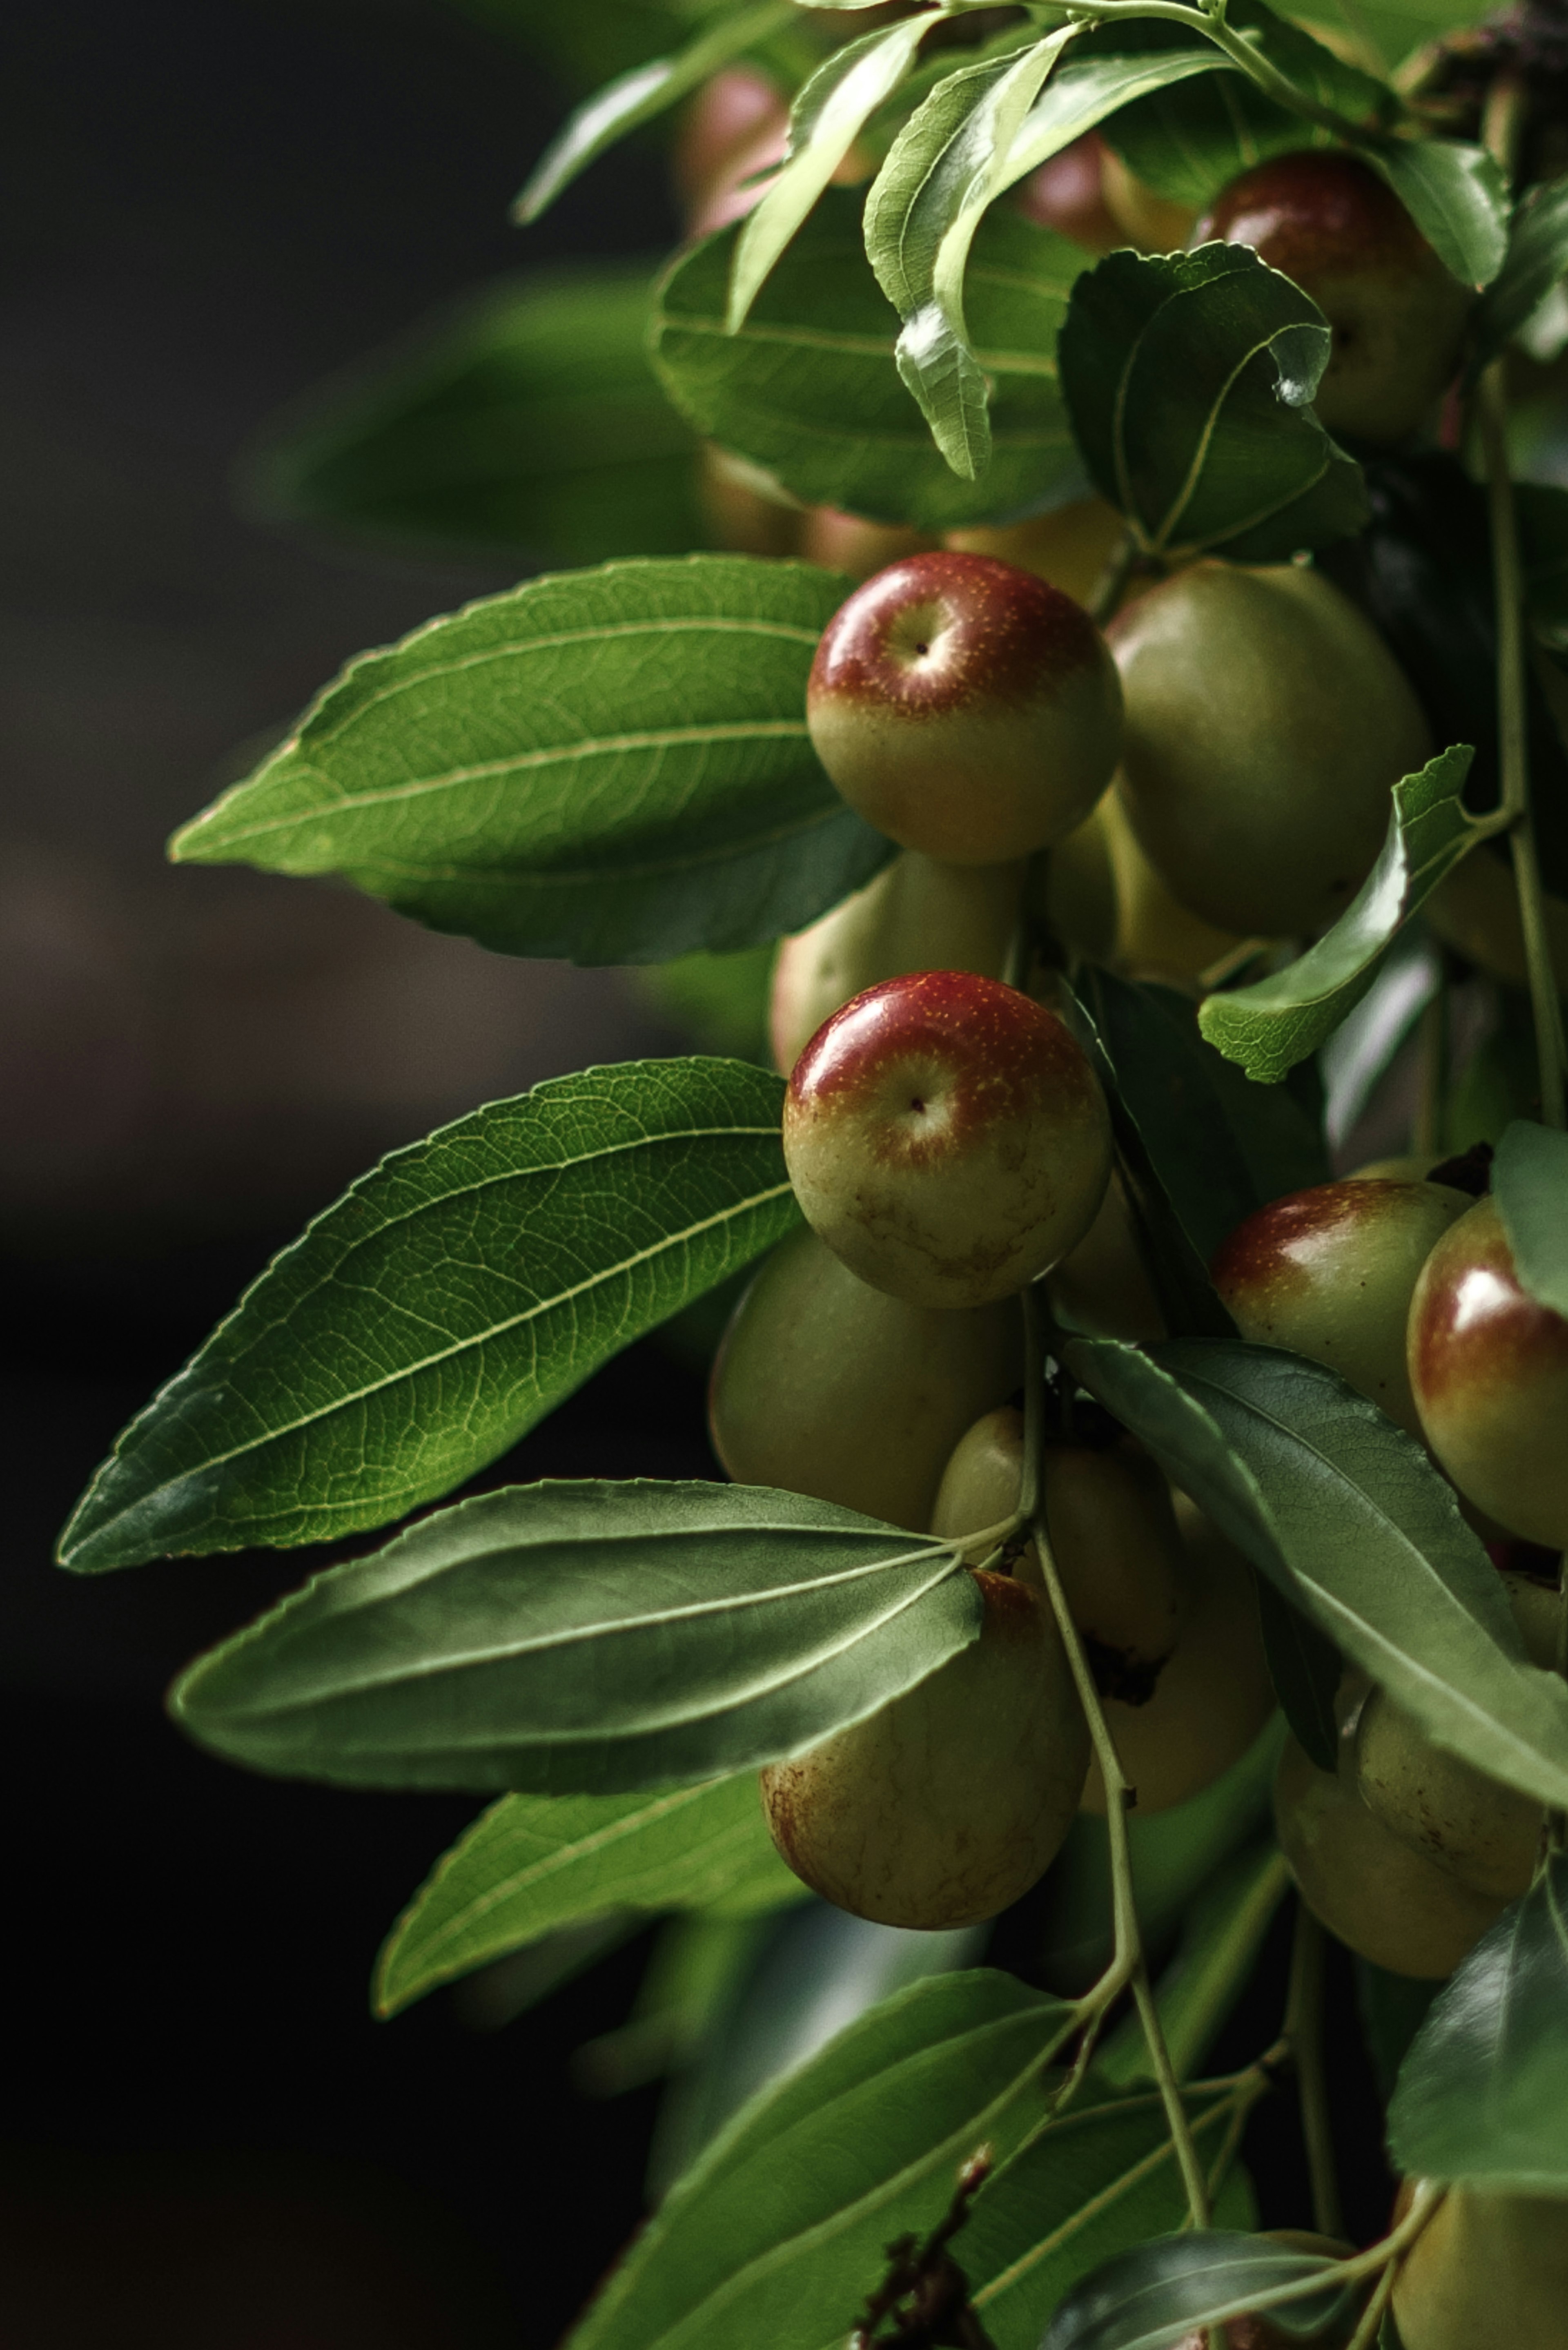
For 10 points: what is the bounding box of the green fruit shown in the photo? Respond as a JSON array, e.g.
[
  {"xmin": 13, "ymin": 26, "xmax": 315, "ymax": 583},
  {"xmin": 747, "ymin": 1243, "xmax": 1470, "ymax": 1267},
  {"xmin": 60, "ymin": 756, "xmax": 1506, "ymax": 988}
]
[
  {"xmin": 806, "ymin": 551, "xmax": 1123, "ymax": 866},
  {"xmin": 782, "ymin": 970, "xmax": 1113, "ymax": 1311},
  {"xmin": 1193, "ymin": 151, "xmax": 1472, "ymax": 446},
  {"xmin": 707, "ymin": 1225, "xmax": 1021, "ymax": 1531},
  {"xmin": 1353, "ymin": 1571, "xmax": 1560, "ymax": 1899},
  {"xmin": 1212, "ymin": 1177, "xmax": 1472, "ymax": 1437},
  {"xmin": 931, "ymin": 1405, "xmax": 1188, "ymax": 1682},
  {"xmin": 1408, "ymin": 1194, "xmax": 1568, "ymax": 1549},
  {"xmin": 767, "ymin": 852, "xmax": 1025, "ymax": 1077},
  {"xmin": 1107, "ymin": 561, "xmax": 1431, "ymax": 938},
  {"xmin": 1274, "ymin": 1733, "xmax": 1506, "ymax": 1979},
  {"xmin": 1393, "ymin": 2188, "xmax": 1568, "ymax": 2350},
  {"xmin": 759, "ymin": 1566, "xmax": 1089, "ymax": 1927},
  {"xmin": 1048, "ymin": 1171, "xmax": 1167, "ymax": 1347},
  {"xmin": 1081, "ymin": 1494, "xmax": 1273, "ymax": 1816}
]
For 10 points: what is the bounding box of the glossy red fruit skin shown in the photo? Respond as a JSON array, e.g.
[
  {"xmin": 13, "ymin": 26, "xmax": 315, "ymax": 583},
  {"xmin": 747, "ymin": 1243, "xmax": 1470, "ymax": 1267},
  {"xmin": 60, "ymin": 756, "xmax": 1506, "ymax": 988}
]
[
  {"xmin": 806, "ymin": 551, "xmax": 1122, "ymax": 865},
  {"xmin": 1193, "ymin": 151, "xmax": 1470, "ymax": 444},
  {"xmin": 1408, "ymin": 1194, "xmax": 1568, "ymax": 1548},
  {"xmin": 783, "ymin": 969, "xmax": 1111, "ymax": 1309}
]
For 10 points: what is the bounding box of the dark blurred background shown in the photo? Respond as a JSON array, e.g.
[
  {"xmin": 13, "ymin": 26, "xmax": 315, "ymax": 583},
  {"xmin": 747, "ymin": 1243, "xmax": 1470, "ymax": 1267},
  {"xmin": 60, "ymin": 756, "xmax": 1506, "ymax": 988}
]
[{"xmin": 2, "ymin": 2, "xmax": 706, "ymax": 2340}]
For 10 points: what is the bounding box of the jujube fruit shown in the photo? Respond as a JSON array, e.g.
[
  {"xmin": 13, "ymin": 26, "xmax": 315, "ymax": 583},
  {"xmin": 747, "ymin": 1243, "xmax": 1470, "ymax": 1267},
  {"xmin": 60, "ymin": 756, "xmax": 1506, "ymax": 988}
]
[
  {"xmin": 1212, "ymin": 1177, "xmax": 1473, "ymax": 1437},
  {"xmin": 768, "ymin": 851, "xmax": 1024, "ymax": 1076},
  {"xmin": 1425, "ymin": 837, "xmax": 1568, "ymax": 993},
  {"xmin": 1107, "ymin": 560, "xmax": 1431, "ymax": 938},
  {"xmin": 1408, "ymin": 1193, "xmax": 1568, "ymax": 1548},
  {"xmin": 943, "ymin": 495, "xmax": 1126, "ymax": 610},
  {"xmin": 1098, "ymin": 786, "xmax": 1257, "ymax": 981},
  {"xmin": 707, "ymin": 1224, "xmax": 1020, "ymax": 1532},
  {"xmin": 1273, "ymin": 1731, "xmax": 1507, "ymax": 1978},
  {"xmin": 758, "ymin": 1565, "xmax": 1089, "ymax": 1927},
  {"xmin": 1080, "ymin": 1494, "xmax": 1273, "ymax": 1816},
  {"xmin": 1193, "ymin": 150, "xmax": 1472, "ymax": 446},
  {"xmin": 930, "ymin": 1405, "xmax": 1188, "ymax": 1683},
  {"xmin": 1048, "ymin": 1171, "xmax": 1167, "ymax": 1347},
  {"xmin": 797, "ymin": 507, "xmax": 939, "ymax": 582},
  {"xmin": 1099, "ymin": 146, "xmax": 1198, "ymax": 252},
  {"xmin": 783, "ymin": 970, "xmax": 1113, "ymax": 1310},
  {"xmin": 806, "ymin": 551, "xmax": 1123, "ymax": 866}
]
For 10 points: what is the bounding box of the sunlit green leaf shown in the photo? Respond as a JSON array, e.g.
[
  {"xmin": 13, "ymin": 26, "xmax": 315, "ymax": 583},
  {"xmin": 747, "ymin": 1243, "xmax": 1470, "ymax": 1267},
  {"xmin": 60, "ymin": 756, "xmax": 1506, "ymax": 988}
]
[
  {"xmin": 374, "ymin": 1773, "xmax": 804, "ymax": 2017},
  {"xmin": 170, "ymin": 558, "xmax": 893, "ymax": 966},
  {"xmin": 1062, "ymin": 1336, "xmax": 1568, "ymax": 1811},
  {"xmin": 1198, "ymin": 745, "xmax": 1479, "ymax": 1082},
  {"xmin": 1493, "ymin": 1117, "xmax": 1568, "ymax": 1318},
  {"xmin": 170, "ymin": 1480, "xmax": 981, "ymax": 1794},
  {"xmin": 653, "ymin": 188, "xmax": 1082, "ymax": 528},
  {"xmin": 1364, "ymin": 136, "xmax": 1508, "ymax": 289},
  {"xmin": 512, "ymin": 0, "xmax": 795, "ymax": 223},
  {"xmin": 1002, "ymin": 47, "xmax": 1241, "ymax": 196},
  {"xmin": 1058, "ymin": 243, "xmax": 1368, "ymax": 560},
  {"xmin": 1040, "ymin": 2231, "xmax": 1356, "ymax": 2350},
  {"xmin": 1388, "ymin": 1855, "xmax": 1568, "ymax": 2190},
  {"xmin": 59, "ymin": 1059, "xmax": 797, "ymax": 1570}
]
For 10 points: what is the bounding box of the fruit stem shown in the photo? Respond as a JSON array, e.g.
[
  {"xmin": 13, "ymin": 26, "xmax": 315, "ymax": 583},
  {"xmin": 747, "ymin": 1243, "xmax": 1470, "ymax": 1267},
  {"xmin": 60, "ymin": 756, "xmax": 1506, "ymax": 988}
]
[
  {"xmin": 1087, "ymin": 526, "xmax": 1142, "ymax": 628},
  {"xmin": 1341, "ymin": 2256, "xmax": 1398, "ymax": 2350},
  {"xmin": 1283, "ymin": 1902, "xmax": 1344, "ymax": 2243},
  {"xmin": 1022, "ymin": 1285, "xmax": 1213, "ymax": 2230}
]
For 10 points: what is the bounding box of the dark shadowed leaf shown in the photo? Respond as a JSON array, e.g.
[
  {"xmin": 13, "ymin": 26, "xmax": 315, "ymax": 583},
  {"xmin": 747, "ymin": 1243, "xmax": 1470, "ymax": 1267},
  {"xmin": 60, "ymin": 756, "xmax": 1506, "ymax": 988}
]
[
  {"xmin": 1388, "ymin": 1856, "xmax": 1568, "ymax": 2190},
  {"xmin": 1061, "ymin": 1336, "xmax": 1568, "ymax": 1809},
  {"xmin": 653, "ymin": 189, "xmax": 1083, "ymax": 529},
  {"xmin": 1040, "ymin": 2230, "xmax": 1355, "ymax": 2350},
  {"xmin": 1363, "ymin": 136, "xmax": 1508, "ymax": 289},
  {"xmin": 1097, "ymin": 1839, "xmax": 1292, "ymax": 2087},
  {"xmin": 1493, "ymin": 1117, "xmax": 1568, "ymax": 1317},
  {"xmin": 170, "ymin": 557, "xmax": 893, "ymax": 966},
  {"xmin": 1058, "ymin": 243, "xmax": 1367, "ymax": 560},
  {"xmin": 244, "ymin": 267, "xmax": 702, "ymax": 564},
  {"xmin": 59, "ymin": 1059, "xmax": 796, "ymax": 1570},
  {"xmin": 1473, "ymin": 178, "xmax": 1568, "ymax": 368},
  {"xmin": 374, "ymin": 1773, "xmax": 804, "ymax": 2017},
  {"xmin": 170, "ymin": 1480, "xmax": 982, "ymax": 1794},
  {"xmin": 1198, "ymin": 745, "xmax": 1479, "ymax": 1082},
  {"xmin": 1255, "ymin": 1574, "xmax": 1342, "ymax": 1771}
]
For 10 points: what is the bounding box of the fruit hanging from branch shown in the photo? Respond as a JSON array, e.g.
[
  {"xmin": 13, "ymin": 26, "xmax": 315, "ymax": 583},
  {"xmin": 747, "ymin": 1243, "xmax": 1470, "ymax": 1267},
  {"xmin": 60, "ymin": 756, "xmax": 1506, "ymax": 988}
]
[
  {"xmin": 806, "ymin": 551, "xmax": 1124, "ymax": 866},
  {"xmin": 782, "ymin": 970, "xmax": 1113, "ymax": 1309}
]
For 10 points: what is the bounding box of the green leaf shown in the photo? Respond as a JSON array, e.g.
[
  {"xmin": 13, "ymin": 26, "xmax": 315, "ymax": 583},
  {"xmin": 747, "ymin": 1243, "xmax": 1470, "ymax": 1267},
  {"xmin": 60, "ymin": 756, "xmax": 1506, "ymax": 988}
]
[
  {"xmin": 962, "ymin": 2082, "xmax": 1258, "ymax": 2348},
  {"xmin": 652, "ymin": 187, "xmax": 1082, "ymax": 529},
  {"xmin": 1094, "ymin": 4, "xmax": 1390, "ymax": 212},
  {"xmin": 1197, "ymin": 745, "xmax": 1479, "ymax": 1083},
  {"xmin": 1473, "ymin": 179, "xmax": 1568, "ymax": 368},
  {"xmin": 1078, "ymin": 968, "xmax": 1329, "ymax": 1266},
  {"xmin": 566, "ymin": 1969, "xmax": 1077, "ymax": 2350},
  {"xmin": 1098, "ymin": 1839, "xmax": 1292, "ymax": 2088},
  {"xmin": 863, "ymin": 31, "xmax": 1077, "ymax": 479},
  {"xmin": 1493, "ymin": 1117, "xmax": 1568, "ymax": 1317},
  {"xmin": 575, "ymin": 1910, "xmax": 776, "ymax": 2097},
  {"xmin": 1058, "ymin": 243, "xmax": 1368, "ymax": 561},
  {"xmin": 1002, "ymin": 48, "xmax": 1243, "ymax": 198},
  {"xmin": 1061, "ymin": 1335, "xmax": 1568, "ymax": 1812},
  {"xmin": 374, "ymin": 1773, "xmax": 804, "ymax": 2018},
  {"xmin": 512, "ymin": 0, "xmax": 796, "ymax": 224},
  {"xmin": 244, "ymin": 268, "xmax": 704, "ymax": 565},
  {"xmin": 1255, "ymin": 1572, "xmax": 1342, "ymax": 1772},
  {"xmin": 727, "ymin": 12, "xmax": 938, "ymax": 331},
  {"xmin": 1388, "ymin": 1855, "xmax": 1568, "ymax": 2190},
  {"xmin": 1040, "ymin": 2232, "xmax": 1355, "ymax": 2350},
  {"xmin": 58, "ymin": 1059, "xmax": 797, "ymax": 1572},
  {"xmin": 1363, "ymin": 137, "xmax": 1509, "ymax": 289},
  {"xmin": 170, "ymin": 1479, "xmax": 982, "ymax": 1795},
  {"xmin": 169, "ymin": 558, "xmax": 893, "ymax": 966}
]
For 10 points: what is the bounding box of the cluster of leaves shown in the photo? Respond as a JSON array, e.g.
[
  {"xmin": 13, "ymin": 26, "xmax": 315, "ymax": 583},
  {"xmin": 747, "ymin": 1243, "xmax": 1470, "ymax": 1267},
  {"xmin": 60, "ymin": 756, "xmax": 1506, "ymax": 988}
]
[{"xmin": 60, "ymin": 0, "xmax": 1568, "ymax": 2338}]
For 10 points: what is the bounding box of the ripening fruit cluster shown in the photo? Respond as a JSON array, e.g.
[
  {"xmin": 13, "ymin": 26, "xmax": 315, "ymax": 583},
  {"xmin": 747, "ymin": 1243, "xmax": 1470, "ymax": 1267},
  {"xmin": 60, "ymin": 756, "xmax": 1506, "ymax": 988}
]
[
  {"xmin": 683, "ymin": 98, "xmax": 1568, "ymax": 1947},
  {"xmin": 1215, "ymin": 1166, "xmax": 1568, "ymax": 1977}
]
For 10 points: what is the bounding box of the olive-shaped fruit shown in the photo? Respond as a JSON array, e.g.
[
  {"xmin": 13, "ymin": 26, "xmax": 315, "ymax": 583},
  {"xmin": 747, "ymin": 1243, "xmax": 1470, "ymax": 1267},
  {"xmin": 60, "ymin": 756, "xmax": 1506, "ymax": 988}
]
[
  {"xmin": 782, "ymin": 971, "xmax": 1113, "ymax": 1310},
  {"xmin": 1353, "ymin": 1570, "xmax": 1561, "ymax": 1899},
  {"xmin": 1081, "ymin": 1494, "xmax": 1274, "ymax": 1816},
  {"xmin": 1408, "ymin": 1193, "xmax": 1568, "ymax": 1549},
  {"xmin": 768, "ymin": 852, "xmax": 1025, "ymax": 1076},
  {"xmin": 1274, "ymin": 1733, "xmax": 1507, "ymax": 1978},
  {"xmin": 931, "ymin": 1405, "xmax": 1187, "ymax": 1682},
  {"xmin": 1099, "ymin": 787, "xmax": 1256, "ymax": 981},
  {"xmin": 943, "ymin": 495, "xmax": 1126, "ymax": 609},
  {"xmin": 806, "ymin": 552, "xmax": 1123, "ymax": 866},
  {"xmin": 1392, "ymin": 2187, "xmax": 1568, "ymax": 2350},
  {"xmin": 1425, "ymin": 837, "xmax": 1568, "ymax": 992},
  {"xmin": 1193, "ymin": 151, "xmax": 1472, "ymax": 446},
  {"xmin": 707, "ymin": 1226, "xmax": 1020, "ymax": 1532},
  {"xmin": 1107, "ymin": 560, "xmax": 1431, "ymax": 938},
  {"xmin": 1048, "ymin": 1171, "xmax": 1167, "ymax": 1347},
  {"xmin": 759, "ymin": 1566, "xmax": 1089, "ymax": 1927},
  {"xmin": 797, "ymin": 508, "xmax": 940, "ymax": 582},
  {"xmin": 1211, "ymin": 1177, "xmax": 1473, "ymax": 1437}
]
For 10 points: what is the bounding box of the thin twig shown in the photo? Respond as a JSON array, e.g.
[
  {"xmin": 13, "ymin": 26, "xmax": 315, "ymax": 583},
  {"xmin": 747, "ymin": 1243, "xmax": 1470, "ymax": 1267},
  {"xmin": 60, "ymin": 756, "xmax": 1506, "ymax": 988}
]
[
  {"xmin": 1087, "ymin": 526, "xmax": 1142, "ymax": 628},
  {"xmin": 1284, "ymin": 1903, "xmax": 1344, "ymax": 2244},
  {"xmin": 1022, "ymin": 1287, "xmax": 1212, "ymax": 2229},
  {"xmin": 1343, "ymin": 2256, "xmax": 1398, "ymax": 2350}
]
